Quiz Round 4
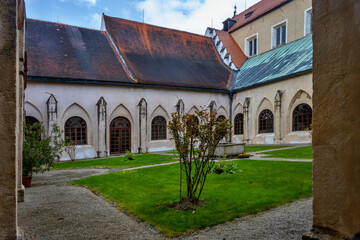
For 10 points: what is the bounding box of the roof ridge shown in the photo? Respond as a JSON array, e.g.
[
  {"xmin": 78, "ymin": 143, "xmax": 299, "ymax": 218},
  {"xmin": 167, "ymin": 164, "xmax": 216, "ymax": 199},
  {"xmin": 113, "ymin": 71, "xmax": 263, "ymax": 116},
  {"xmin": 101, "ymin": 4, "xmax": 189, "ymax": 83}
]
[
  {"xmin": 26, "ymin": 18, "xmax": 104, "ymax": 32},
  {"xmin": 103, "ymin": 14, "xmax": 209, "ymax": 39},
  {"xmin": 232, "ymin": 0, "xmax": 266, "ymax": 19},
  {"xmin": 228, "ymin": 0, "xmax": 291, "ymax": 33}
]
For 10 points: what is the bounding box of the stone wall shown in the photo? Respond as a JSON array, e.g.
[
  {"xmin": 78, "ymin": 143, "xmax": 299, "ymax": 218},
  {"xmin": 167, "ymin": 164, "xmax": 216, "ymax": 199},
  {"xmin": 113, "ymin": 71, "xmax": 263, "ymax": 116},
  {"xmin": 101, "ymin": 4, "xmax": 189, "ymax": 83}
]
[
  {"xmin": 0, "ymin": 0, "xmax": 24, "ymax": 238},
  {"xmin": 232, "ymin": 73, "xmax": 313, "ymax": 145},
  {"xmin": 25, "ymin": 71, "xmax": 314, "ymax": 160},
  {"xmin": 25, "ymin": 82, "xmax": 230, "ymax": 159},
  {"xmin": 312, "ymin": 0, "xmax": 360, "ymax": 237}
]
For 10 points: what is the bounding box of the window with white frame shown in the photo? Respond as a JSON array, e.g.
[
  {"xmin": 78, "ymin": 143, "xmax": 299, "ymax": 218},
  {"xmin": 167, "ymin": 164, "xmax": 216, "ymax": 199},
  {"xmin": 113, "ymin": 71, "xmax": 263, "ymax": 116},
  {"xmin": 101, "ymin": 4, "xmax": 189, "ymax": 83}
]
[
  {"xmin": 271, "ymin": 20, "xmax": 287, "ymax": 48},
  {"xmin": 304, "ymin": 8, "xmax": 312, "ymax": 36},
  {"xmin": 245, "ymin": 34, "xmax": 258, "ymax": 57}
]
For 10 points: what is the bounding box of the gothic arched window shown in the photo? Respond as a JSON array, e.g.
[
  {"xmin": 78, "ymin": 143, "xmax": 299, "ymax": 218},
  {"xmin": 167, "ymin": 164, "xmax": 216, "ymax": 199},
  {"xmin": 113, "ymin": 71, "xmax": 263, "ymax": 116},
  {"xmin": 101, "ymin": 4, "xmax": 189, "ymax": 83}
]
[
  {"xmin": 258, "ymin": 109, "xmax": 273, "ymax": 133},
  {"xmin": 292, "ymin": 104, "xmax": 312, "ymax": 131},
  {"xmin": 216, "ymin": 115, "xmax": 226, "ymax": 122},
  {"xmin": 234, "ymin": 113, "xmax": 244, "ymax": 135},
  {"xmin": 65, "ymin": 117, "xmax": 87, "ymax": 145},
  {"xmin": 151, "ymin": 116, "xmax": 167, "ymax": 140},
  {"xmin": 25, "ymin": 116, "xmax": 40, "ymax": 125},
  {"xmin": 190, "ymin": 116, "xmax": 200, "ymax": 137}
]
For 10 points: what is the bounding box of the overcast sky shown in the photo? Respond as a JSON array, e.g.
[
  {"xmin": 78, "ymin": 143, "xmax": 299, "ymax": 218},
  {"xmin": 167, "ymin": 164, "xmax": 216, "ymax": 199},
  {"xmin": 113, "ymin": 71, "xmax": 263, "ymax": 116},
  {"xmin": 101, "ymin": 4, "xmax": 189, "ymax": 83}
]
[{"xmin": 26, "ymin": 0, "xmax": 261, "ymax": 35}]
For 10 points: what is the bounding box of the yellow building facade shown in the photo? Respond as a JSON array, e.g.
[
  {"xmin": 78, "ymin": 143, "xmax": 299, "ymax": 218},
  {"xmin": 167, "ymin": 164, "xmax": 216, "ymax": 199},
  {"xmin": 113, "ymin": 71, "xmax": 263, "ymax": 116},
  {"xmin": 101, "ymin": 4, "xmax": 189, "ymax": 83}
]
[{"xmin": 230, "ymin": 0, "xmax": 312, "ymax": 56}]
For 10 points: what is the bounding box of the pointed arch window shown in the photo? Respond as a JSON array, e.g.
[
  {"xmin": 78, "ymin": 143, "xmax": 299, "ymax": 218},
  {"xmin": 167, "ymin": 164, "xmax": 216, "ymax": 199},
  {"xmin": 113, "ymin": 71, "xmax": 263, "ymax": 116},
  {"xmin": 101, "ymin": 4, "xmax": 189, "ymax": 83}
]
[
  {"xmin": 292, "ymin": 104, "xmax": 312, "ymax": 131},
  {"xmin": 25, "ymin": 116, "xmax": 40, "ymax": 126},
  {"xmin": 151, "ymin": 116, "xmax": 167, "ymax": 140},
  {"xmin": 189, "ymin": 116, "xmax": 200, "ymax": 137},
  {"xmin": 65, "ymin": 117, "xmax": 87, "ymax": 145},
  {"xmin": 234, "ymin": 113, "xmax": 244, "ymax": 135},
  {"xmin": 258, "ymin": 109, "xmax": 273, "ymax": 133},
  {"xmin": 216, "ymin": 115, "xmax": 226, "ymax": 122}
]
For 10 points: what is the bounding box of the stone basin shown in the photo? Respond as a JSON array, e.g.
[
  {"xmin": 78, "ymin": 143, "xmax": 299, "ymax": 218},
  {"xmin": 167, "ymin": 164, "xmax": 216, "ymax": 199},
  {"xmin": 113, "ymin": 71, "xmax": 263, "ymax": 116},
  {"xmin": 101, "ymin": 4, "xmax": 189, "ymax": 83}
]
[{"xmin": 214, "ymin": 143, "xmax": 245, "ymax": 157}]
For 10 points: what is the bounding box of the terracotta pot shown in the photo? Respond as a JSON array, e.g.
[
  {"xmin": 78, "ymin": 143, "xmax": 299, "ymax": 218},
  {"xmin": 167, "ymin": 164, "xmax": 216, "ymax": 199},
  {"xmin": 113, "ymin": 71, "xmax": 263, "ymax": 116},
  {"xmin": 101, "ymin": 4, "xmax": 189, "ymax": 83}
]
[{"xmin": 22, "ymin": 175, "xmax": 32, "ymax": 187}]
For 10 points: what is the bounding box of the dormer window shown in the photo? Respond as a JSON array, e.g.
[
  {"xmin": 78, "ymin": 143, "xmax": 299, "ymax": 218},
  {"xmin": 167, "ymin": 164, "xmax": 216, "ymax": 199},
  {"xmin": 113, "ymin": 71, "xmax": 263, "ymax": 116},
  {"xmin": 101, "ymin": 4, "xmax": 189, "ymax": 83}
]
[
  {"xmin": 304, "ymin": 7, "xmax": 312, "ymax": 36},
  {"xmin": 271, "ymin": 20, "xmax": 287, "ymax": 48},
  {"xmin": 245, "ymin": 33, "xmax": 258, "ymax": 57},
  {"xmin": 222, "ymin": 18, "xmax": 237, "ymax": 31},
  {"xmin": 245, "ymin": 11, "xmax": 254, "ymax": 19}
]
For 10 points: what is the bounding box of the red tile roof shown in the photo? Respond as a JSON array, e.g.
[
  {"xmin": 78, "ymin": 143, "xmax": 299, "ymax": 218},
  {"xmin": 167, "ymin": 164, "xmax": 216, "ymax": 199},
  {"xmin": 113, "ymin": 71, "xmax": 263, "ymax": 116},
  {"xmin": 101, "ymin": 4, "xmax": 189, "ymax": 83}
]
[
  {"xmin": 26, "ymin": 19, "xmax": 132, "ymax": 82},
  {"xmin": 229, "ymin": 0, "xmax": 290, "ymax": 33},
  {"xmin": 103, "ymin": 15, "xmax": 232, "ymax": 90},
  {"xmin": 215, "ymin": 30, "xmax": 247, "ymax": 68}
]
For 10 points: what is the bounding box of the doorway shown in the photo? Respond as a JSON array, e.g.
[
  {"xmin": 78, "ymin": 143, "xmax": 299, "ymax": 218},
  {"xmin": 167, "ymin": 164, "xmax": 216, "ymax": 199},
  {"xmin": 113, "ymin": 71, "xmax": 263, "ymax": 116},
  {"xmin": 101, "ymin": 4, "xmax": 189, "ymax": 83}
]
[{"xmin": 110, "ymin": 117, "xmax": 131, "ymax": 154}]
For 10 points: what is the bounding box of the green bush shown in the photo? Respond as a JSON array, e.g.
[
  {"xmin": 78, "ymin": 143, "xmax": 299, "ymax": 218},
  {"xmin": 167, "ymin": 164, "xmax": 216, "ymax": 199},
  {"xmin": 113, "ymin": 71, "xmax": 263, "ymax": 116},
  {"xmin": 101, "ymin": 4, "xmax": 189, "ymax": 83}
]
[
  {"xmin": 211, "ymin": 160, "xmax": 242, "ymax": 175},
  {"xmin": 124, "ymin": 150, "xmax": 135, "ymax": 161},
  {"xmin": 23, "ymin": 123, "xmax": 66, "ymax": 176}
]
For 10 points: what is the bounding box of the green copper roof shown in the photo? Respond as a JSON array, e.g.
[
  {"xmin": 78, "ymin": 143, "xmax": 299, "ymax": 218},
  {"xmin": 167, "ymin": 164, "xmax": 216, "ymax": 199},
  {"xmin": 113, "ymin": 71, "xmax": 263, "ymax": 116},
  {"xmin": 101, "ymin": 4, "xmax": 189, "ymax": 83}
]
[{"xmin": 231, "ymin": 34, "xmax": 312, "ymax": 91}]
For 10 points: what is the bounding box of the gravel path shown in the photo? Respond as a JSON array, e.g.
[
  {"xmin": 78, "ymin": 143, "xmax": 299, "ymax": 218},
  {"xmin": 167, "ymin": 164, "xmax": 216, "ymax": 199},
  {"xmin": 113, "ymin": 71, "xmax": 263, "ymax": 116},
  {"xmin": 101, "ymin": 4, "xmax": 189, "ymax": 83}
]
[
  {"xmin": 19, "ymin": 161, "xmax": 312, "ymax": 239},
  {"xmin": 249, "ymin": 154, "xmax": 312, "ymax": 162},
  {"xmin": 181, "ymin": 198, "xmax": 312, "ymax": 240}
]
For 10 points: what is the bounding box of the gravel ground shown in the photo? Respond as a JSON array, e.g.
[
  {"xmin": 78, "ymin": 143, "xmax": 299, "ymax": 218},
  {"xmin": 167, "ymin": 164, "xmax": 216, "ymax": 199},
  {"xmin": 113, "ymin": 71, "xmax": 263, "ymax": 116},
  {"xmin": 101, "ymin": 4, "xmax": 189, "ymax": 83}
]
[
  {"xmin": 181, "ymin": 198, "xmax": 312, "ymax": 240},
  {"xmin": 18, "ymin": 168, "xmax": 312, "ymax": 240},
  {"xmin": 31, "ymin": 168, "xmax": 121, "ymax": 186}
]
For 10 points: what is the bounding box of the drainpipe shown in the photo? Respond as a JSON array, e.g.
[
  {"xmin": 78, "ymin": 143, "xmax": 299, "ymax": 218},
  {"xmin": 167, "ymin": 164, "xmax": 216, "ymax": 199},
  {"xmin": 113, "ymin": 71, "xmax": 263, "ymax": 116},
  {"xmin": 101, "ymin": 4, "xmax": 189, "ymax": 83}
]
[{"xmin": 228, "ymin": 91, "xmax": 233, "ymax": 143}]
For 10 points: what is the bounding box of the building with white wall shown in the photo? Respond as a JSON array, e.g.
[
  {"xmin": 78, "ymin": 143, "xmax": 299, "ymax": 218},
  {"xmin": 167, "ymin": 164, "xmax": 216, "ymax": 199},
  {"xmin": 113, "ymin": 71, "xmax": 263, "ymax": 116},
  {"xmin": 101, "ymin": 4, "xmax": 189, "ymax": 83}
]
[{"xmin": 25, "ymin": 1, "xmax": 313, "ymax": 160}]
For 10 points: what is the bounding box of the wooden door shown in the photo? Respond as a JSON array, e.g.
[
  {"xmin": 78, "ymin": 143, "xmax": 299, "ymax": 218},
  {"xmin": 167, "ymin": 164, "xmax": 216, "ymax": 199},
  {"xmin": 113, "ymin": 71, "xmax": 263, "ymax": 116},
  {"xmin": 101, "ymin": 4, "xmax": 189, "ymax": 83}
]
[{"xmin": 110, "ymin": 117, "xmax": 131, "ymax": 154}]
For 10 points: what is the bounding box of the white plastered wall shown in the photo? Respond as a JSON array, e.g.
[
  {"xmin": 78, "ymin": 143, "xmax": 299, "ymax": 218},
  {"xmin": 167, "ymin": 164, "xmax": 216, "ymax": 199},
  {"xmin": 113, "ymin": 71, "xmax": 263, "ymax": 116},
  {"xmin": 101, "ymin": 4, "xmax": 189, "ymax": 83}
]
[
  {"xmin": 25, "ymin": 101, "xmax": 44, "ymax": 123},
  {"xmin": 232, "ymin": 73, "xmax": 313, "ymax": 144},
  {"xmin": 25, "ymin": 82, "xmax": 230, "ymax": 158}
]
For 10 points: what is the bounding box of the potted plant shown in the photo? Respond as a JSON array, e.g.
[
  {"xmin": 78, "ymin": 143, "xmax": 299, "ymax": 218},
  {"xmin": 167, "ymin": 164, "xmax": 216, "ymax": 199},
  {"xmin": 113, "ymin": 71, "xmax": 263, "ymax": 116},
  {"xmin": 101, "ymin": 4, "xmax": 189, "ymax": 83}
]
[{"xmin": 22, "ymin": 122, "xmax": 66, "ymax": 187}]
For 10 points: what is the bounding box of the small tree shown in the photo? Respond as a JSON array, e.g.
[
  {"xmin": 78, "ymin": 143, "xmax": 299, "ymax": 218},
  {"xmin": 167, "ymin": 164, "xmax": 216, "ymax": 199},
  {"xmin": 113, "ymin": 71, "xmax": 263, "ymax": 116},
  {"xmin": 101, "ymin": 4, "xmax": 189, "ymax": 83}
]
[
  {"xmin": 168, "ymin": 109, "xmax": 232, "ymax": 204},
  {"xmin": 23, "ymin": 123, "xmax": 67, "ymax": 176},
  {"xmin": 64, "ymin": 140, "xmax": 77, "ymax": 161}
]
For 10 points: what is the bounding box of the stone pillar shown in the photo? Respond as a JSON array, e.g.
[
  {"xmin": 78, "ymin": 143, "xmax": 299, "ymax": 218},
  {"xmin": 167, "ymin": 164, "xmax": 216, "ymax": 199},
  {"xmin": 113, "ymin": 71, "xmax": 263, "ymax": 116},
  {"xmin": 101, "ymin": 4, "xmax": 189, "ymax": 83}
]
[
  {"xmin": 0, "ymin": 0, "xmax": 24, "ymax": 238},
  {"xmin": 17, "ymin": 4, "xmax": 26, "ymax": 203},
  {"xmin": 228, "ymin": 92, "xmax": 233, "ymax": 143},
  {"xmin": 307, "ymin": 0, "xmax": 360, "ymax": 238},
  {"xmin": 176, "ymin": 99, "xmax": 184, "ymax": 117},
  {"xmin": 96, "ymin": 97, "xmax": 107, "ymax": 157},
  {"xmin": 138, "ymin": 98, "xmax": 147, "ymax": 153},
  {"xmin": 274, "ymin": 90, "xmax": 283, "ymax": 144},
  {"xmin": 209, "ymin": 100, "xmax": 217, "ymax": 114},
  {"xmin": 46, "ymin": 94, "xmax": 58, "ymax": 136},
  {"xmin": 243, "ymin": 97, "xmax": 250, "ymax": 144}
]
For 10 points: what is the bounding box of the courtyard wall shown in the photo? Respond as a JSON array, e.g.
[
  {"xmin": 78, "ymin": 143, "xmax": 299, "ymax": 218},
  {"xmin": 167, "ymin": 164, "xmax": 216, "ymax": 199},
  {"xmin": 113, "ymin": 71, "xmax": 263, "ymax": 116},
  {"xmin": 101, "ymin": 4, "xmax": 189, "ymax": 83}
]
[{"xmin": 232, "ymin": 72, "xmax": 313, "ymax": 145}]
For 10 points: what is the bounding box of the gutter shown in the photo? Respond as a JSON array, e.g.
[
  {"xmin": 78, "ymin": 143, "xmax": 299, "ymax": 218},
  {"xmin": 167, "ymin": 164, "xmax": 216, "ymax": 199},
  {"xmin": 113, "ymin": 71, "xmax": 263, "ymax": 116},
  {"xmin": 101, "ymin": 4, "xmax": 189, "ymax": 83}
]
[{"xmin": 27, "ymin": 76, "xmax": 230, "ymax": 94}]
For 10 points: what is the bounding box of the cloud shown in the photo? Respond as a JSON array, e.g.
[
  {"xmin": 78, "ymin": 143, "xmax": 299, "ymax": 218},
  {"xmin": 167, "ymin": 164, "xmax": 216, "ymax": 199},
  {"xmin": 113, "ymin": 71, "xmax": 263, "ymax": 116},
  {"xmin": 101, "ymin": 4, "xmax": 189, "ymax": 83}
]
[
  {"xmin": 136, "ymin": 0, "xmax": 261, "ymax": 35},
  {"xmin": 90, "ymin": 13, "xmax": 102, "ymax": 29},
  {"xmin": 77, "ymin": 0, "xmax": 96, "ymax": 6}
]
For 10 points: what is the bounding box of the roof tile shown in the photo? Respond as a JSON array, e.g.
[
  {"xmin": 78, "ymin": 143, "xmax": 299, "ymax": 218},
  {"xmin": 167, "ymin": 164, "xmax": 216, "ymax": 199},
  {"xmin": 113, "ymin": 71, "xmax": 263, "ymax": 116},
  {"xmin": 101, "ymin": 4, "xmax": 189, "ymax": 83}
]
[
  {"xmin": 229, "ymin": 0, "xmax": 289, "ymax": 33},
  {"xmin": 215, "ymin": 30, "xmax": 247, "ymax": 68},
  {"xmin": 103, "ymin": 15, "xmax": 232, "ymax": 90},
  {"xmin": 26, "ymin": 19, "xmax": 132, "ymax": 83},
  {"xmin": 231, "ymin": 35, "xmax": 312, "ymax": 91}
]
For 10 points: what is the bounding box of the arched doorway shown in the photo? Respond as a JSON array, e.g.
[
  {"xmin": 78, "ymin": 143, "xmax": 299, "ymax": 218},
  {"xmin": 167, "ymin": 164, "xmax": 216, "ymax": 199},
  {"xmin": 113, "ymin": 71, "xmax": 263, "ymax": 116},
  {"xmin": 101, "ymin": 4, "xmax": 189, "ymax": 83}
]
[{"xmin": 110, "ymin": 117, "xmax": 131, "ymax": 154}]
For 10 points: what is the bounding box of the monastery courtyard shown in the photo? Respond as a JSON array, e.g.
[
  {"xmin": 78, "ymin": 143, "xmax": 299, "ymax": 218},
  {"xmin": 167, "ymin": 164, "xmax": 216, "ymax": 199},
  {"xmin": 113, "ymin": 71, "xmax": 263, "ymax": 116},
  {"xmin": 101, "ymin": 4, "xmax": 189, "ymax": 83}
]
[{"xmin": 19, "ymin": 145, "xmax": 313, "ymax": 239}]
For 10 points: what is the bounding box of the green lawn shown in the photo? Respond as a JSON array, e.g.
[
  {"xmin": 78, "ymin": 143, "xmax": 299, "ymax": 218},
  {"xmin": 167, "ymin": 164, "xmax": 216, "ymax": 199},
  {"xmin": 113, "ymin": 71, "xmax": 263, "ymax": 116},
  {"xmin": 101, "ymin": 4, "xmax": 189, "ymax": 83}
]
[
  {"xmin": 73, "ymin": 160, "xmax": 312, "ymax": 237},
  {"xmin": 53, "ymin": 154, "xmax": 178, "ymax": 169},
  {"xmin": 166, "ymin": 150, "xmax": 179, "ymax": 154},
  {"xmin": 245, "ymin": 145, "xmax": 291, "ymax": 152},
  {"xmin": 261, "ymin": 146, "xmax": 313, "ymax": 159}
]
